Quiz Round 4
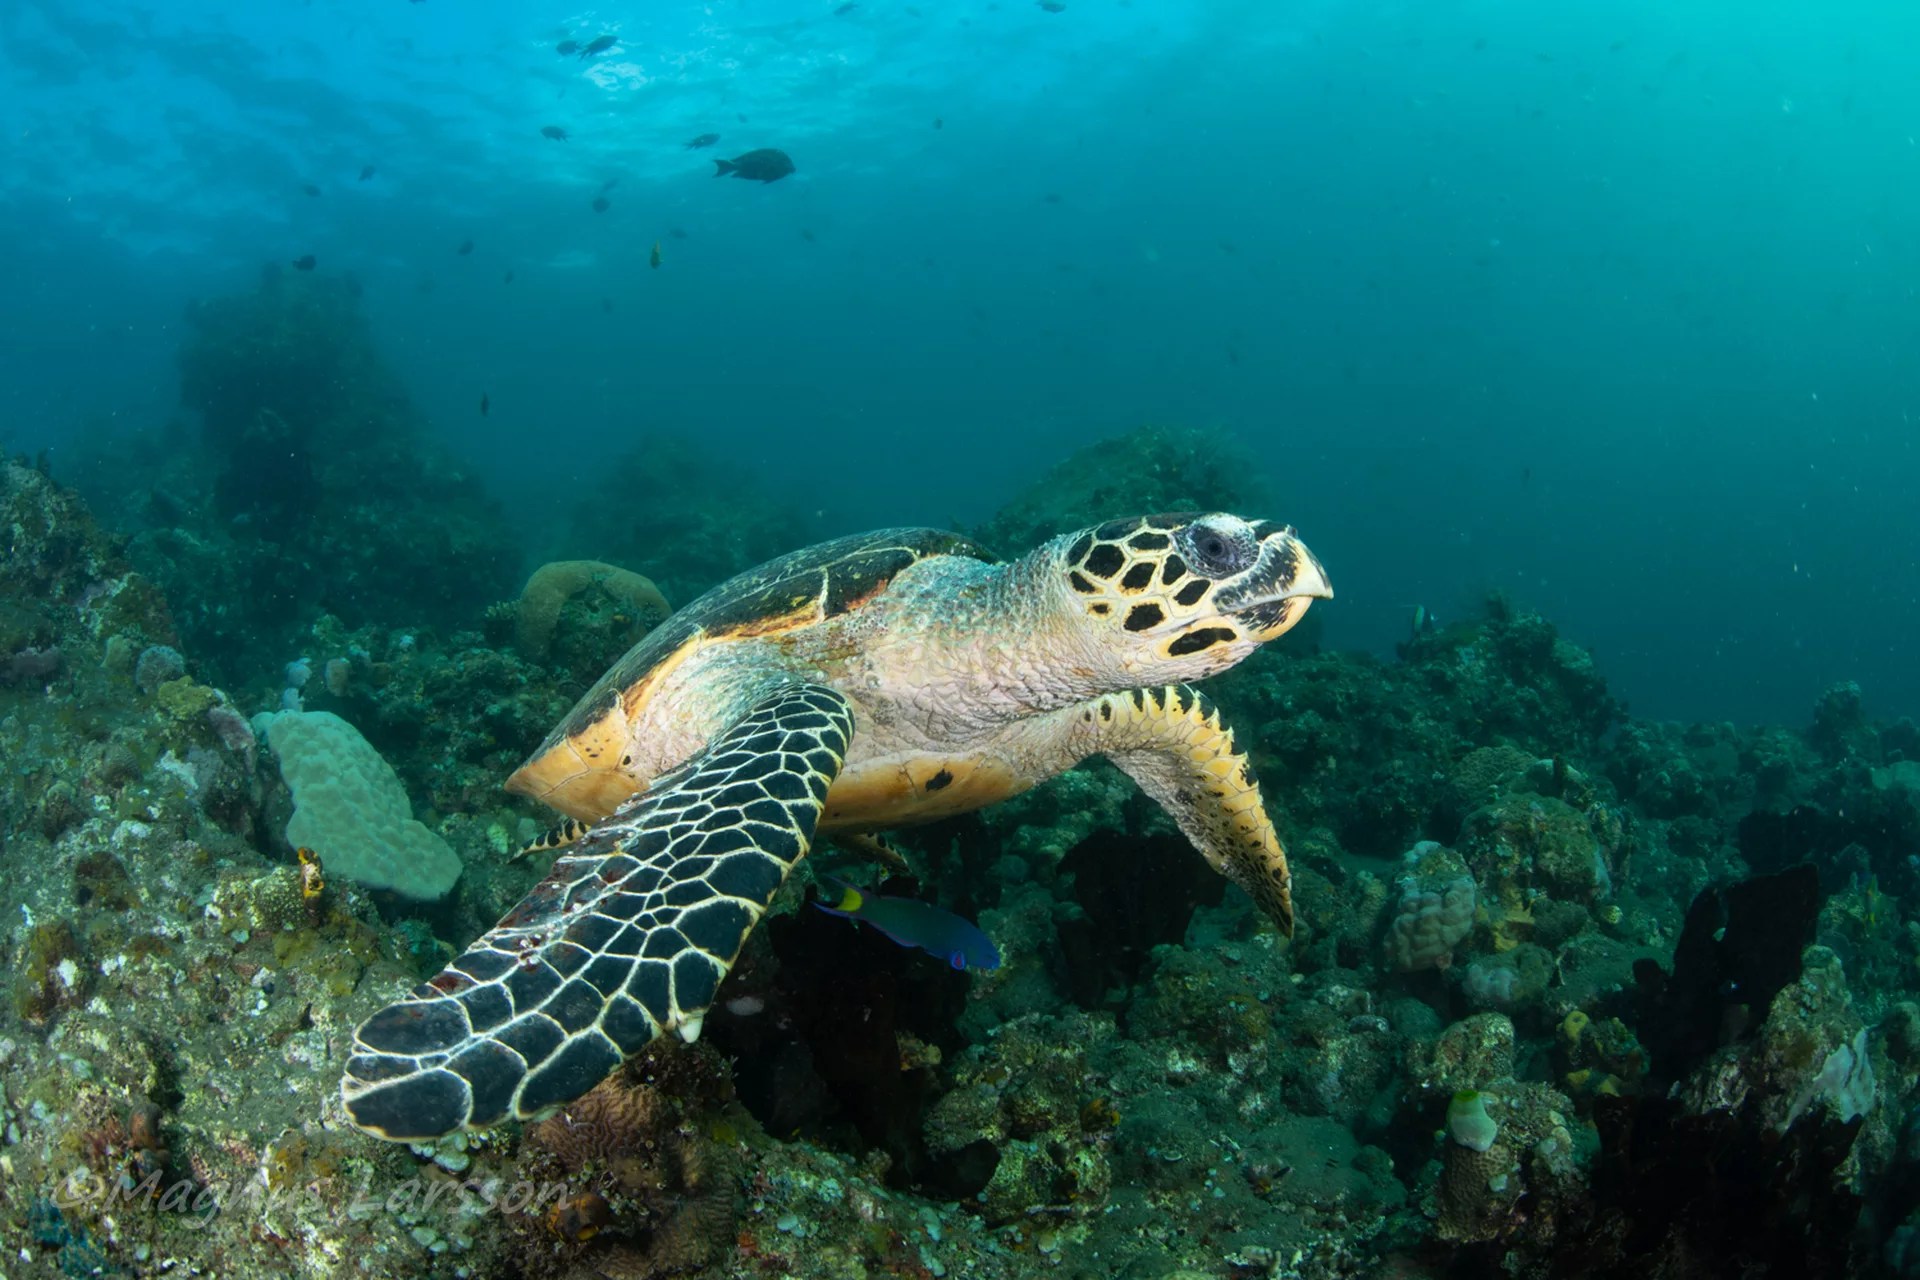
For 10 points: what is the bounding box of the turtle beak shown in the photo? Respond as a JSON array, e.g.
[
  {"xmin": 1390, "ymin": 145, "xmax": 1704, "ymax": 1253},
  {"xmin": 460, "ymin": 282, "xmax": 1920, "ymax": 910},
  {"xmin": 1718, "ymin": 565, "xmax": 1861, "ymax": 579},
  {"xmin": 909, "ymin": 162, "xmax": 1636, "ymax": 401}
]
[{"xmin": 1215, "ymin": 526, "xmax": 1333, "ymax": 642}]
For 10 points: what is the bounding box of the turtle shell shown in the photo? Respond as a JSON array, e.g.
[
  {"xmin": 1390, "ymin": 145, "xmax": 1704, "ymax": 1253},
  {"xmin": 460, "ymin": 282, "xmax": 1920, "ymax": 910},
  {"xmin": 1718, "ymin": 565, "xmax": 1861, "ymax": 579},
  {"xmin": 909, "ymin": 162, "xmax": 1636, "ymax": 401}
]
[{"xmin": 507, "ymin": 527, "xmax": 991, "ymax": 819}]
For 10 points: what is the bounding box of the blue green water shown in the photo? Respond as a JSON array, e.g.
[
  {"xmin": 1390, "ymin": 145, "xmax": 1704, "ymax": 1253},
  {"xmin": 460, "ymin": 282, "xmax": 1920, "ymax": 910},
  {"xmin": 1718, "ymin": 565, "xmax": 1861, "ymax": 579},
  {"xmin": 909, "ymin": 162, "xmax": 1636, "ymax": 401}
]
[{"xmin": 4, "ymin": 0, "xmax": 1917, "ymax": 724}]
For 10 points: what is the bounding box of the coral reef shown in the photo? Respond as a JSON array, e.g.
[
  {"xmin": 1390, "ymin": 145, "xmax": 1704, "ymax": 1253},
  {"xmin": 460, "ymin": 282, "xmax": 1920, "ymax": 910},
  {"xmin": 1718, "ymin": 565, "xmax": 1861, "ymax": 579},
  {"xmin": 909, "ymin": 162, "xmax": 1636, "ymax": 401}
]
[
  {"xmin": 3, "ymin": 418, "xmax": 1917, "ymax": 1279},
  {"xmin": 83, "ymin": 268, "xmax": 519, "ymax": 684}
]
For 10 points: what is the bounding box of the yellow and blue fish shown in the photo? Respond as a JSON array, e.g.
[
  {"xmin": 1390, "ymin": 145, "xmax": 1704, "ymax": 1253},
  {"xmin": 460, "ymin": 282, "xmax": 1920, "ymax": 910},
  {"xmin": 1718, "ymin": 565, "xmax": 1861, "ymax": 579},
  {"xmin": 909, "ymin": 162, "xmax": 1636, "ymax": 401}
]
[{"xmin": 814, "ymin": 878, "xmax": 1000, "ymax": 971}]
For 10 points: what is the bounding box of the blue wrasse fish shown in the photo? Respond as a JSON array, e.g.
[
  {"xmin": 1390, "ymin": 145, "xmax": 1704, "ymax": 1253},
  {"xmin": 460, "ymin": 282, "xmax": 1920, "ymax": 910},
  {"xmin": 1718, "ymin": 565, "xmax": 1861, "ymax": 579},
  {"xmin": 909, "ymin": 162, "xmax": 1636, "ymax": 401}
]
[{"xmin": 814, "ymin": 879, "xmax": 1000, "ymax": 971}]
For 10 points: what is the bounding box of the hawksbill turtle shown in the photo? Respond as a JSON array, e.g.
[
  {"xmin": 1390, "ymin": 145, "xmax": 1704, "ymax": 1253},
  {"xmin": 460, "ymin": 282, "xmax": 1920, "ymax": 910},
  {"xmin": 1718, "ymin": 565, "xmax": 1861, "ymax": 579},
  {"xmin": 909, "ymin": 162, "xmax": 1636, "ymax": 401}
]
[{"xmin": 342, "ymin": 514, "xmax": 1331, "ymax": 1140}]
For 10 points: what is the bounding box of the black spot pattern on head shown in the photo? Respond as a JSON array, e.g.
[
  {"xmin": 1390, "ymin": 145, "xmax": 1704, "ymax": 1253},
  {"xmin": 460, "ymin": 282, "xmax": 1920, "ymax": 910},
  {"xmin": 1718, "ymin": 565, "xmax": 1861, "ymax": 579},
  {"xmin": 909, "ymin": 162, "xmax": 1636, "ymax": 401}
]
[
  {"xmin": 1161, "ymin": 554, "xmax": 1186, "ymax": 583},
  {"xmin": 1096, "ymin": 519, "xmax": 1138, "ymax": 541},
  {"xmin": 1128, "ymin": 531, "xmax": 1170, "ymax": 551},
  {"xmin": 1068, "ymin": 533, "xmax": 1093, "ymax": 564},
  {"xmin": 1089, "ymin": 602, "xmax": 1110, "ymax": 616},
  {"xmin": 1174, "ymin": 578, "xmax": 1210, "ymax": 607},
  {"xmin": 1120, "ymin": 562, "xmax": 1156, "ymax": 592},
  {"xmin": 1125, "ymin": 603, "xmax": 1165, "ymax": 632},
  {"xmin": 1083, "ymin": 543, "xmax": 1125, "ymax": 578},
  {"xmin": 1069, "ymin": 571, "xmax": 1096, "ymax": 594},
  {"xmin": 1168, "ymin": 626, "xmax": 1237, "ymax": 657}
]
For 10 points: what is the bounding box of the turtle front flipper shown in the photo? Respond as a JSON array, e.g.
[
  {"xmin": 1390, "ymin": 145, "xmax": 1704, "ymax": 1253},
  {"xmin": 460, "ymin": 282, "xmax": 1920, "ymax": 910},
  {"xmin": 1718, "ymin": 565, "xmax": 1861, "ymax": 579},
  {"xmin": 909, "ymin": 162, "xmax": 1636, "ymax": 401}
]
[
  {"xmin": 341, "ymin": 684, "xmax": 853, "ymax": 1141},
  {"xmin": 1077, "ymin": 684, "xmax": 1293, "ymax": 936}
]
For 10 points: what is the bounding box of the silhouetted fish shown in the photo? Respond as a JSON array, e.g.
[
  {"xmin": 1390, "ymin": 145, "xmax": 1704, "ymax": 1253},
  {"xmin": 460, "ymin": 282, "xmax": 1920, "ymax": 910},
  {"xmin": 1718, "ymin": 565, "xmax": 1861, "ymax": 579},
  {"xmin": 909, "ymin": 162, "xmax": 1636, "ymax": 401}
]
[
  {"xmin": 650, "ymin": 241, "xmax": 662, "ymax": 269},
  {"xmin": 456, "ymin": 240, "xmax": 474, "ymax": 255},
  {"xmin": 359, "ymin": 164, "xmax": 376, "ymax": 181},
  {"xmin": 668, "ymin": 227, "xmax": 689, "ymax": 239},
  {"xmin": 835, "ymin": 2, "xmax": 858, "ymax": 13},
  {"xmin": 480, "ymin": 393, "xmax": 489, "ymax": 416},
  {"xmin": 292, "ymin": 254, "xmax": 316, "ymax": 271},
  {"xmin": 598, "ymin": 177, "xmax": 620, "ymax": 194},
  {"xmin": 579, "ymin": 35, "xmax": 616, "ymax": 58},
  {"xmin": 301, "ymin": 183, "xmax": 322, "ymax": 197},
  {"xmin": 1037, "ymin": 0, "xmax": 1066, "ymax": 10},
  {"xmin": 503, "ymin": 269, "xmax": 515, "ymax": 284},
  {"xmin": 556, "ymin": 40, "xmax": 579, "ymax": 56},
  {"xmin": 685, "ymin": 133, "xmax": 720, "ymax": 150},
  {"xmin": 601, "ymin": 297, "xmax": 614, "ymax": 313},
  {"xmin": 713, "ymin": 148, "xmax": 794, "ymax": 182},
  {"xmin": 592, "ymin": 196, "xmax": 610, "ymax": 213},
  {"xmin": 541, "ymin": 125, "xmax": 569, "ymax": 141}
]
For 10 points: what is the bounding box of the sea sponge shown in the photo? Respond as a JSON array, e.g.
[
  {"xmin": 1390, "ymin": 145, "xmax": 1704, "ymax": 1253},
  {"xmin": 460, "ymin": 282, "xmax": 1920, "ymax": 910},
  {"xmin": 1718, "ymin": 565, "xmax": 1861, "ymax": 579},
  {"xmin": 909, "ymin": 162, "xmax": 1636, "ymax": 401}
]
[
  {"xmin": 255, "ymin": 710, "xmax": 462, "ymax": 900},
  {"xmin": 1446, "ymin": 1089, "xmax": 1499, "ymax": 1151},
  {"xmin": 514, "ymin": 560, "xmax": 669, "ymax": 661}
]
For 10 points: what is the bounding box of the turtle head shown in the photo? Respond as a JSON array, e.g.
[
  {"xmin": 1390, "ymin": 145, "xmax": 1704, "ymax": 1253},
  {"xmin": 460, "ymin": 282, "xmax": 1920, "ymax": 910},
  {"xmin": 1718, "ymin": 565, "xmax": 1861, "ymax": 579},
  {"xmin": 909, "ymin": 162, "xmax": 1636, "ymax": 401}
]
[{"xmin": 1054, "ymin": 513, "xmax": 1332, "ymax": 681}]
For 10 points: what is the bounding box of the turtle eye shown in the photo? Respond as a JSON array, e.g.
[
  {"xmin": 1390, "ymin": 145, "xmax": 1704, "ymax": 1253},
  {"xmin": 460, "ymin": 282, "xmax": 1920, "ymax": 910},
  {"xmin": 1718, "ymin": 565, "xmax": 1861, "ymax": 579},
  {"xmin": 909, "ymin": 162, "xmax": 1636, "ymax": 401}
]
[{"xmin": 1179, "ymin": 523, "xmax": 1253, "ymax": 577}]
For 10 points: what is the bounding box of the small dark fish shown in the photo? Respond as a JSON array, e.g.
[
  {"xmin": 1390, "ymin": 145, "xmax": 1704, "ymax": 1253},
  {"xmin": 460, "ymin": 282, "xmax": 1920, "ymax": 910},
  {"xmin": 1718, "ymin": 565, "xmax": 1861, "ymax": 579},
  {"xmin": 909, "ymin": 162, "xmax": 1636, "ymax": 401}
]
[
  {"xmin": 650, "ymin": 240, "xmax": 662, "ymax": 269},
  {"xmin": 1037, "ymin": 0, "xmax": 1065, "ymax": 10},
  {"xmin": 933, "ymin": 117, "xmax": 943, "ymax": 129},
  {"xmin": 592, "ymin": 196, "xmax": 610, "ymax": 212},
  {"xmin": 685, "ymin": 133, "xmax": 721, "ymax": 149},
  {"xmin": 503, "ymin": 269, "xmax": 515, "ymax": 284},
  {"xmin": 479, "ymin": 393, "xmax": 489, "ymax": 416},
  {"xmin": 556, "ymin": 40, "xmax": 579, "ymax": 56},
  {"xmin": 598, "ymin": 177, "xmax": 620, "ymax": 194},
  {"xmin": 358, "ymin": 164, "xmax": 376, "ymax": 181},
  {"xmin": 292, "ymin": 254, "xmax": 316, "ymax": 271},
  {"xmin": 799, "ymin": 228, "xmax": 815, "ymax": 242},
  {"xmin": 835, "ymin": 2, "xmax": 858, "ymax": 13},
  {"xmin": 1042, "ymin": 192, "xmax": 1063, "ymax": 204},
  {"xmin": 713, "ymin": 148, "xmax": 795, "ymax": 183},
  {"xmin": 667, "ymin": 227, "xmax": 689, "ymax": 239},
  {"xmin": 301, "ymin": 183, "xmax": 322, "ymax": 197},
  {"xmin": 541, "ymin": 125, "xmax": 569, "ymax": 141},
  {"xmin": 456, "ymin": 239, "xmax": 474, "ymax": 255},
  {"xmin": 578, "ymin": 34, "xmax": 616, "ymax": 58},
  {"xmin": 601, "ymin": 297, "xmax": 614, "ymax": 313}
]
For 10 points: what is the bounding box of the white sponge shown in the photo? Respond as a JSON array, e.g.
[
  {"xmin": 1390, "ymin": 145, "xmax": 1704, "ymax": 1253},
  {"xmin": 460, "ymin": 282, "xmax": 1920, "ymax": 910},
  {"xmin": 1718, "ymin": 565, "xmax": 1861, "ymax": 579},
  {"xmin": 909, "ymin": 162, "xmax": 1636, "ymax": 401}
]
[{"xmin": 256, "ymin": 710, "xmax": 463, "ymax": 901}]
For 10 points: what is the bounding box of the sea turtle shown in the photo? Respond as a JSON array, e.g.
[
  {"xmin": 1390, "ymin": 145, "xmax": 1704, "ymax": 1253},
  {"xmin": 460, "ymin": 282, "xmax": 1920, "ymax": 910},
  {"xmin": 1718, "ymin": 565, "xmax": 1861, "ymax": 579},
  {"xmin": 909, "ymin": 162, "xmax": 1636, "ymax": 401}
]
[{"xmin": 342, "ymin": 513, "xmax": 1331, "ymax": 1140}]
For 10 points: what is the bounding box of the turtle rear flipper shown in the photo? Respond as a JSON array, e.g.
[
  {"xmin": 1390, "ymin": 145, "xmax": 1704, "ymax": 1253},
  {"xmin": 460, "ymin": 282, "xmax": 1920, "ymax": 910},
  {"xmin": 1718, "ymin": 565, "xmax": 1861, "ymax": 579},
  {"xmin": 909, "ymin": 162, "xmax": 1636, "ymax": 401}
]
[{"xmin": 341, "ymin": 684, "xmax": 853, "ymax": 1141}]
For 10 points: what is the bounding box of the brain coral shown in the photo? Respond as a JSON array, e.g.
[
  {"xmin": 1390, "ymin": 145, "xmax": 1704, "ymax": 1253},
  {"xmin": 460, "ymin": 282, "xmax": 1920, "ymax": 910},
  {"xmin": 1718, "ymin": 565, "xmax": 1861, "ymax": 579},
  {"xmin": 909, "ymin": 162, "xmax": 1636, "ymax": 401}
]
[
  {"xmin": 256, "ymin": 710, "xmax": 462, "ymax": 900},
  {"xmin": 513, "ymin": 559, "xmax": 670, "ymax": 660}
]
